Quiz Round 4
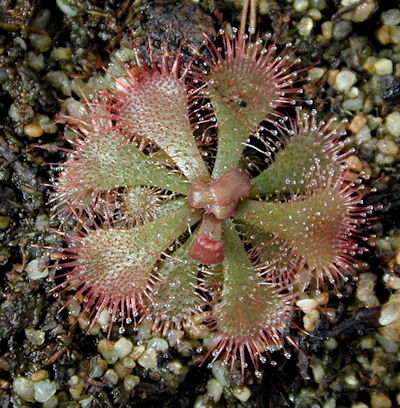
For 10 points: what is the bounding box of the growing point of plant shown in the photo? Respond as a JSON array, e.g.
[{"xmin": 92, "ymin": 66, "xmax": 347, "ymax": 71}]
[{"xmin": 48, "ymin": 35, "xmax": 370, "ymax": 372}]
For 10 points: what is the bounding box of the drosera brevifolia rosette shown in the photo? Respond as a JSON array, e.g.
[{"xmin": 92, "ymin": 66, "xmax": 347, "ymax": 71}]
[{"xmin": 42, "ymin": 30, "xmax": 372, "ymax": 376}]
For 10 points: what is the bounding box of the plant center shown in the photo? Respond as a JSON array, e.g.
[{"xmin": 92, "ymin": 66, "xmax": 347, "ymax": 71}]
[{"xmin": 187, "ymin": 168, "xmax": 252, "ymax": 265}]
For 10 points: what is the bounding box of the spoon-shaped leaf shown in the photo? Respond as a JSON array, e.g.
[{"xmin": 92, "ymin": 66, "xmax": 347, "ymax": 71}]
[
  {"xmin": 112, "ymin": 68, "xmax": 210, "ymax": 181},
  {"xmin": 207, "ymin": 220, "xmax": 292, "ymax": 371},
  {"xmin": 53, "ymin": 202, "xmax": 200, "ymax": 323},
  {"xmin": 237, "ymin": 180, "xmax": 363, "ymax": 283},
  {"xmin": 252, "ymin": 114, "xmax": 346, "ymax": 196}
]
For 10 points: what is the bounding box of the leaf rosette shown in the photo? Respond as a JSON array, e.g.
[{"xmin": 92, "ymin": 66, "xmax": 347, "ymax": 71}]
[{"xmin": 48, "ymin": 36, "xmax": 369, "ymax": 371}]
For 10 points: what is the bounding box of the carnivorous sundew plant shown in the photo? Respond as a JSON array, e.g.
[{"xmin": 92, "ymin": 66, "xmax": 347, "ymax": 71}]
[{"xmin": 45, "ymin": 33, "xmax": 371, "ymax": 374}]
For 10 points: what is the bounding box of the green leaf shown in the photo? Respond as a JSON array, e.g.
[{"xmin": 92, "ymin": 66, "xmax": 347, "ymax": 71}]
[
  {"xmin": 209, "ymin": 220, "xmax": 291, "ymax": 363},
  {"xmin": 76, "ymin": 202, "xmax": 201, "ymax": 301},
  {"xmin": 208, "ymin": 44, "xmax": 294, "ymax": 177},
  {"xmin": 149, "ymin": 236, "xmax": 205, "ymax": 333},
  {"xmin": 236, "ymin": 184, "xmax": 351, "ymax": 272},
  {"xmin": 55, "ymin": 132, "xmax": 191, "ymax": 217},
  {"xmin": 114, "ymin": 71, "xmax": 210, "ymax": 181},
  {"xmin": 62, "ymin": 131, "xmax": 189, "ymax": 194},
  {"xmin": 122, "ymin": 192, "xmax": 188, "ymax": 225},
  {"xmin": 251, "ymin": 117, "xmax": 343, "ymax": 196}
]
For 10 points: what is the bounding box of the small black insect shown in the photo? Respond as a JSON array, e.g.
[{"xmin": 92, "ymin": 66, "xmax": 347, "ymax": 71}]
[{"xmin": 235, "ymin": 98, "xmax": 247, "ymax": 107}]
